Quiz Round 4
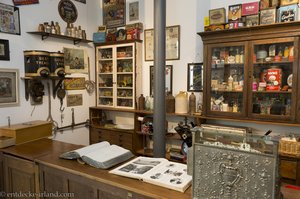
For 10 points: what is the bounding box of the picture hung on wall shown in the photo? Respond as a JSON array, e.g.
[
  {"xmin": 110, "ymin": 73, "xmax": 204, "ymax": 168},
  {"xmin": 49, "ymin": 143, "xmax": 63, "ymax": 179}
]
[
  {"xmin": 58, "ymin": 0, "xmax": 78, "ymax": 23},
  {"xmin": 187, "ymin": 63, "xmax": 203, "ymax": 92},
  {"xmin": 0, "ymin": 3, "xmax": 21, "ymax": 35},
  {"xmin": 13, "ymin": 0, "xmax": 39, "ymax": 6},
  {"xmin": 64, "ymin": 77, "xmax": 86, "ymax": 90},
  {"xmin": 63, "ymin": 47, "xmax": 88, "ymax": 74},
  {"xmin": 74, "ymin": 0, "xmax": 86, "ymax": 4},
  {"xmin": 67, "ymin": 94, "xmax": 83, "ymax": 107},
  {"xmin": 150, "ymin": 65, "xmax": 173, "ymax": 96},
  {"xmin": 0, "ymin": 39, "xmax": 10, "ymax": 61},
  {"xmin": 144, "ymin": 25, "xmax": 180, "ymax": 61},
  {"xmin": 129, "ymin": 1, "xmax": 139, "ymax": 21},
  {"xmin": 103, "ymin": 0, "xmax": 125, "ymax": 28},
  {"xmin": 0, "ymin": 68, "xmax": 19, "ymax": 107}
]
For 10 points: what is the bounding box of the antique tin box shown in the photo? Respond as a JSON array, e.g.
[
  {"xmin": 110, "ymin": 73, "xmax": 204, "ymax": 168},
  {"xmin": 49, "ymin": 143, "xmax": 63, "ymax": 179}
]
[
  {"xmin": 260, "ymin": 0, "xmax": 279, "ymax": 10},
  {"xmin": 280, "ymin": 0, "xmax": 299, "ymax": 6},
  {"xmin": 191, "ymin": 125, "xmax": 279, "ymax": 199},
  {"xmin": 242, "ymin": 2, "xmax": 260, "ymax": 16},
  {"xmin": 245, "ymin": 14, "xmax": 260, "ymax": 26},
  {"xmin": 278, "ymin": 4, "xmax": 299, "ymax": 22},
  {"xmin": 209, "ymin": 8, "xmax": 226, "ymax": 25},
  {"xmin": 228, "ymin": 4, "xmax": 242, "ymax": 21},
  {"xmin": 260, "ymin": 8, "xmax": 277, "ymax": 25}
]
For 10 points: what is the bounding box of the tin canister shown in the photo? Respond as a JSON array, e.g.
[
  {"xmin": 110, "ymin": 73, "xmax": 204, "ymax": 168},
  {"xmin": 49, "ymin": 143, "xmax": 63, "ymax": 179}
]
[
  {"xmin": 266, "ymin": 67, "xmax": 282, "ymax": 91},
  {"xmin": 24, "ymin": 50, "xmax": 50, "ymax": 77},
  {"xmin": 50, "ymin": 52, "xmax": 65, "ymax": 77}
]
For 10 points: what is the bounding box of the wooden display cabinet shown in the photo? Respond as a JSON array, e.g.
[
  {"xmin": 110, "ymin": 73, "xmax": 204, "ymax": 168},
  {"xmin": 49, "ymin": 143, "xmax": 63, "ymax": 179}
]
[
  {"xmin": 95, "ymin": 40, "xmax": 142, "ymax": 109},
  {"xmin": 0, "ymin": 152, "xmax": 3, "ymax": 192},
  {"xmin": 199, "ymin": 22, "xmax": 300, "ymax": 123},
  {"xmin": 280, "ymin": 155, "xmax": 300, "ymax": 186}
]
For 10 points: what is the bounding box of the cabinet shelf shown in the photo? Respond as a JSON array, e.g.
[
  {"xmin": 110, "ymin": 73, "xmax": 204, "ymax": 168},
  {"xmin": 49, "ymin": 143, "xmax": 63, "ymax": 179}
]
[
  {"xmin": 211, "ymin": 90, "xmax": 243, "ymax": 93},
  {"xmin": 27, "ymin": 31, "xmax": 93, "ymax": 45},
  {"xmin": 254, "ymin": 61, "xmax": 293, "ymax": 65},
  {"xmin": 253, "ymin": 91, "xmax": 292, "ymax": 94},
  {"xmin": 117, "ymin": 57, "xmax": 133, "ymax": 60}
]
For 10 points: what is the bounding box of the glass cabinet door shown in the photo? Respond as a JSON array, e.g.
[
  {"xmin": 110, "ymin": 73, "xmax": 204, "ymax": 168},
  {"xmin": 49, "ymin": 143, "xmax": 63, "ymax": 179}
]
[
  {"xmin": 206, "ymin": 43, "xmax": 247, "ymax": 117},
  {"xmin": 116, "ymin": 45, "xmax": 135, "ymax": 108},
  {"xmin": 97, "ymin": 47, "xmax": 114, "ymax": 107},
  {"xmin": 249, "ymin": 38, "xmax": 296, "ymax": 121}
]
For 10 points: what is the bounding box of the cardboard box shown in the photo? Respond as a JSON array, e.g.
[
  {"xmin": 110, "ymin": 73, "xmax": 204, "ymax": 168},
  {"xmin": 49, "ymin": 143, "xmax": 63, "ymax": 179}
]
[
  {"xmin": 280, "ymin": 0, "xmax": 299, "ymax": 6},
  {"xmin": 0, "ymin": 120, "xmax": 52, "ymax": 145},
  {"xmin": 278, "ymin": 4, "xmax": 299, "ymax": 22},
  {"xmin": 228, "ymin": 4, "xmax": 242, "ymax": 21},
  {"xmin": 209, "ymin": 8, "xmax": 226, "ymax": 25},
  {"xmin": 242, "ymin": 2, "xmax": 260, "ymax": 16},
  {"xmin": 260, "ymin": 8, "xmax": 277, "ymax": 25},
  {"xmin": 266, "ymin": 68, "xmax": 282, "ymax": 91}
]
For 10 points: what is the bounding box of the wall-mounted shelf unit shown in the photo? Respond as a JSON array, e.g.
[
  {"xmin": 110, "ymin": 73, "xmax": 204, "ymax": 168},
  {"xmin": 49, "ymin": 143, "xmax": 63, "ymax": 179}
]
[{"xmin": 27, "ymin": 31, "xmax": 93, "ymax": 45}]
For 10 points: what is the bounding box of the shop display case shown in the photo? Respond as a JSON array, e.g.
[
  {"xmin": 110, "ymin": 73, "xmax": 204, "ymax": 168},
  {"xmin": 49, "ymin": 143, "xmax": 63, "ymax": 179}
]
[
  {"xmin": 96, "ymin": 40, "xmax": 142, "ymax": 109},
  {"xmin": 199, "ymin": 22, "xmax": 300, "ymax": 123}
]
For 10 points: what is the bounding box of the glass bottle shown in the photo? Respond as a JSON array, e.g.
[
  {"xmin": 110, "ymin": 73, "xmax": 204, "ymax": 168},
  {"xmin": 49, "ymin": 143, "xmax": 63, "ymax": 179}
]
[
  {"xmin": 189, "ymin": 92, "xmax": 196, "ymax": 114},
  {"xmin": 66, "ymin": 23, "xmax": 71, "ymax": 36},
  {"xmin": 50, "ymin": 21, "xmax": 56, "ymax": 34},
  {"xmin": 78, "ymin": 25, "xmax": 83, "ymax": 39},
  {"xmin": 240, "ymin": 50, "xmax": 244, "ymax": 63},
  {"xmin": 233, "ymin": 102, "xmax": 238, "ymax": 112},
  {"xmin": 235, "ymin": 48, "xmax": 240, "ymax": 63},
  {"xmin": 55, "ymin": 22, "xmax": 61, "ymax": 35},
  {"xmin": 138, "ymin": 94, "xmax": 145, "ymax": 110},
  {"xmin": 44, "ymin": 22, "xmax": 51, "ymax": 33},
  {"xmin": 228, "ymin": 75, "xmax": 233, "ymax": 91}
]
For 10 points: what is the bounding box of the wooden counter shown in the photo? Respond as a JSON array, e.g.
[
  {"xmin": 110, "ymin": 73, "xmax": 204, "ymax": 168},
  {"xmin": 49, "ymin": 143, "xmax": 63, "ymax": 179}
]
[{"xmin": 0, "ymin": 138, "xmax": 191, "ymax": 199}]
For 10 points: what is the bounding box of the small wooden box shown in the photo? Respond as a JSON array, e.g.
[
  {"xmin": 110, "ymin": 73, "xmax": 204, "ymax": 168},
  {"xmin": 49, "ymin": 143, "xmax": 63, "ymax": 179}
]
[
  {"xmin": 0, "ymin": 134, "xmax": 15, "ymax": 148},
  {"xmin": 0, "ymin": 120, "xmax": 52, "ymax": 145}
]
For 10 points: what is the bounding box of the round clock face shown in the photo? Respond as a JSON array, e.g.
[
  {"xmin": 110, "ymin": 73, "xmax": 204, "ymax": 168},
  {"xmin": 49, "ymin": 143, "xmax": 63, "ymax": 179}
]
[{"xmin": 58, "ymin": 0, "xmax": 78, "ymax": 23}]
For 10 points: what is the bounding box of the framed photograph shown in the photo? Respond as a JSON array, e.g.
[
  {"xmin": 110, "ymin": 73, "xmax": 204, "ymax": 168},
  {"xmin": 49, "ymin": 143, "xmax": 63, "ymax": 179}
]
[
  {"xmin": 260, "ymin": 8, "xmax": 277, "ymax": 25},
  {"xmin": 13, "ymin": 0, "xmax": 39, "ymax": 6},
  {"xmin": 144, "ymin": 25, "xmax": 180, "ymax": 61},
  {"xmin": 67, "ymin": 94, "xmax": 83, "ymax": 107},
  {"xmin": 209, "ymin": 8, "xmax": 226, "ymax": 25},
  {"xmin": 103, "ymin": 0, "xmax": 125, "ymax": 28},
  {"xmin": 187, "ymin": 63, "xmax": 203, "ymax": 92},
  {"xmin": 150, "ymin": 65, "xmax": 173, "ymax": 95},
  {"xmin": 0, "ymin": 39, "xmax": 10, "ymax": 61},
  {"xmin": 0, "ymin": 68, "xmax": 19, "ymax": 107},
  {"xmin": 63, "ymin": 47, "xmax": 88, "ymax": 74},
  {"xmin": 0, "ymin": 3, "xmax": 21, "ymax": 35},
  {"xmin": 129, "ymin": 1, "xmax": 139, "ymax": 21}
]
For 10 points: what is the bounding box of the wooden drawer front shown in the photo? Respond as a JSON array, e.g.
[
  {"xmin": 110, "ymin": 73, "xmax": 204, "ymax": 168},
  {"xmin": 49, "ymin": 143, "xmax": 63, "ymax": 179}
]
[
  {"xmin": 98, "ymin": 129, "xmax": 113, "ymax": 142},
  {"xmin": 4, "ymin": 154, "xmax": 36, "ymax": 194},
  {"xmin": 90, "ymin": 128, "xmax": 100, "ymax": 144},
  {"xmin": 119, "ymin": 133, "xmax": 133, "ymax": 151},
  {"xmin": 280, "ymin": 160, "xmax": 297, "ymax": 180}
]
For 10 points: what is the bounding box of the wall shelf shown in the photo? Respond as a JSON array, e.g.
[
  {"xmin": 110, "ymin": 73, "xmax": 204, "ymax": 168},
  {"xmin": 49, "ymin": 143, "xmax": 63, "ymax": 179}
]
[{"xmin": 27, "ymin": 31, "xmax": 93, "ymax": 45}]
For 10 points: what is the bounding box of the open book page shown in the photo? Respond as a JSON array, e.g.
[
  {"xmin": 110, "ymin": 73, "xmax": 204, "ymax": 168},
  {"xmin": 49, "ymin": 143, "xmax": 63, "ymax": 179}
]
[
  {"xmin": 81, "ymin": 145, "xmax": 133, "ymax": 169},
  {"xmin": 142, "ymin": 161, "xmax": 192, "ymax": 192},
  {"xmin": 59, "ymin": 141, "xmax": 110, "ymax": 159},
  {"xmin": 109, "ymin": 156, "xmax": 169, "ymax": 180}
]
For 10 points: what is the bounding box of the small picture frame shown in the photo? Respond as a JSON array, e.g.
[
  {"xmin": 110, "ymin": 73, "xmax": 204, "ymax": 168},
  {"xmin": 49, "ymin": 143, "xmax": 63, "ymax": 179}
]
[
  {"xmin": 245, "ymin": 14, "xmax": 260, "ymax": 27},
  {"xmin": 209, "ymin": 8, "xmax": 226, "ymax": 25},
  {"xmin": 67, "ymin": 94, "xmax": 83, "ymax": 107},
  {"xmin": 0, "ymin": 3, "xmax": 21, "ymax": 35},
  {"xmin": 0, "ymin": 68, "xmax": 19, "ymax": 107},
  {"xmin": 129, "ymin": 1, "xmax": 139, "ymax": 21},
  {"xmin": 150, "ymin": 65, "xmax": 173, "ymax": 95},
  {"xmin": 63, "ymin": 47, "xmax": 88, "ymax": 74},
  {"xmin": 0, "ymin": 39, "xmax": 10, "ymax": 61},
  {"xmin": 103, "ymin": 0, "xmax": 126, "ymax": 28},
  {"xmin": 144, "ymin": 25, "xmax": 180, "ymax": 61},
  {"xmin": 187, "ymin": 63, "xmax": 203, "ymax": 92},
  {"xmin": 260, "ymin": 8, "xmax": 277, "ymax": 25}
]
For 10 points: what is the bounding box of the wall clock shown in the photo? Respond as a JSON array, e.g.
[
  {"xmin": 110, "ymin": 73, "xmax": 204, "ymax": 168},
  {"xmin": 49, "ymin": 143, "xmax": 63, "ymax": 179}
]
[{"xmin": 58, "ymin": 0, "xmax": 78, "ymax": 23}]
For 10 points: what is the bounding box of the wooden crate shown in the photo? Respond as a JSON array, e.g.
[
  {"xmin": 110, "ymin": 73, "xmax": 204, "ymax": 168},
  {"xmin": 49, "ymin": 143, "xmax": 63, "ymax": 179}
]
[
  {"xmin": 279, "ymin": 140, "xmax": 300, "ymax": 157},
  {"xmin": 0, "ymin": 120, "xmax": 52, "ymax": 145}
]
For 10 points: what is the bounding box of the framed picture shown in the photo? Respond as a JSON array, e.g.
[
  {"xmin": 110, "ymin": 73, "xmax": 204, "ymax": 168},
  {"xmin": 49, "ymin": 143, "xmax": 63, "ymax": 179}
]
[
  {"xmin": 0, "ymin": 68, "xmax": 19, "ymax": 107},
  {"xmin": 13, "ymin": 0, "xmax": 39, "ymax": 6},
  {"xmin": 67, "ymin": 94, "xmax": 83, "ymax": 107},
  {"xmin": 150, "ymin": 65, "xmax": 173, "ymax": 95},
  {"xmin": 64, "ymin": 77, "xmax": 86, "ymax": 90},
  {"xmin": 129, "ymin": 1, "xmax": 139, "ymax": 21},
  {"xmin": 187, "ymin": 63, "xmax": 203, "ymax": 92},
  {"xmin": 63, "ymin": 47, "xmax": 88, "ymax": 74},
  {"xmin": 0, "ymin": 3, "xmax": 21, "ymax": 35},
  {"xmin": 209, "ymin": 8, "xmax": 226, "ymax": 25},
  {"xmin": 0, "ymin": 39, "xmax": 10, "ymax": 61},
  {"xmin": 103, "ymin": 0, "xmax": 125, "ymax": 28},
  {"xmin": 144, "ymin": 25, "xmax": 180, "ymax": 61}
]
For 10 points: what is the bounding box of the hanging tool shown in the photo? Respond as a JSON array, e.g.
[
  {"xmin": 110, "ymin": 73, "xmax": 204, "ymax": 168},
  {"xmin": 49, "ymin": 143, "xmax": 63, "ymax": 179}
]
[
  {"xmin": 71, "ymin": 108, "xmax": 75, "ymax": 128},
  {"xmin": 56, "ymin": 83, "xmax": 66, "ymax": 126},
  {"xmin": 85, "ymin": 57, "xmax": 95, "ymax": 94},
  {"xmin": 46, "ymin": 81, "xmax": 58, "ymax": 133}
]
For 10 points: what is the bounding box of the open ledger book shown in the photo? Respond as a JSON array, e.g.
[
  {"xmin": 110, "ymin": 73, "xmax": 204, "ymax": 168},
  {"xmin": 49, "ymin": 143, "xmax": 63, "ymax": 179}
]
[
  {"xmin": 109, "ymin": 156, "xmax": 192, "ymax": 192},
  {"xmin": 59, "ymin": 141, "xmax": 133, "ymax": 169}
]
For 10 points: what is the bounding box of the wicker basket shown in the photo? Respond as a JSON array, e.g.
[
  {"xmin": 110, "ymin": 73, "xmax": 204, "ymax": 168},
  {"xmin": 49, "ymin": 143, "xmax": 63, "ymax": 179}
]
[{"xmin": 279, "ymin": 140, "xmax": 300, "ymax": 157}]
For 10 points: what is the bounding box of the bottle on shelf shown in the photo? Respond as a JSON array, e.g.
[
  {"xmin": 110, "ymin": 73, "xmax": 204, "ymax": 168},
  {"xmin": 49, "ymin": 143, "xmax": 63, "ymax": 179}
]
[
  {"xmin": 50, "ymin": 21, "xmax": 56, "ymax": 34},
  {"xmin": 55, "ymin": 22, "xmax": 61, "ymax": 35},
  {"xmin": 228, "ymin": 75, "xmax": 233, "ymax": 91},
  {"xmin": 189, "ymin": 92, "xmax": 196, "ymax": 114},
  {"xmin": 44, "ymin": 22, "xmax": 51, "ymax": 33},
  {"xmin": 235, "ymin": 48, "xmax": 240, "ymax": 63},
  {"xmin": 138, "ymin": 94, "xmax": 145, "ymax": 110},
  {"xmin": 166, "ymin": 92, "xmax": 175, "ymax": 113},
  {"xmin": 78, "ymin": 26, "xmax": 83, "ymax": 39},
  {"xmin": 65, "ymin": 23, "xmax": 71, "ymax": 36}
]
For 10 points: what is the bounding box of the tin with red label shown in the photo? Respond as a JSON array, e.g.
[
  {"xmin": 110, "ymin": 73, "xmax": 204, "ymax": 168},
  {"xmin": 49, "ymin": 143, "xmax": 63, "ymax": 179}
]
[
  {"xmin": 266, "ymin": 67, "xmax": 282, "ymax": 91},
  {"xmin": 242, "ymin": 2, "xmax": 259, "ymax": 16}
]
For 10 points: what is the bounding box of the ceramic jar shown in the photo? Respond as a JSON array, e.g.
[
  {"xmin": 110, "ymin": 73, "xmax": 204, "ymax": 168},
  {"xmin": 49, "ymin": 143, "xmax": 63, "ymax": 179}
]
[
  {"xmin": 166, "ymin": 92, "xmax": 175, "ymax": 113},
  {"xmin": 175, "ymin": 91, "xmax": 188, "ymax": 114},
  {"xmin": 189, "ymin": 92, "xmax": 196, "ymax": 114}
]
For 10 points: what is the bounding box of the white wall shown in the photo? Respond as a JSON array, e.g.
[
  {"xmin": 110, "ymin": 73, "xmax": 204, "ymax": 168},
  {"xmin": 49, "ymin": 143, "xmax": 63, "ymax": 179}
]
[{"xmin": 0, "ymin": 0, "xmax": 100, "ymax": 145}]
